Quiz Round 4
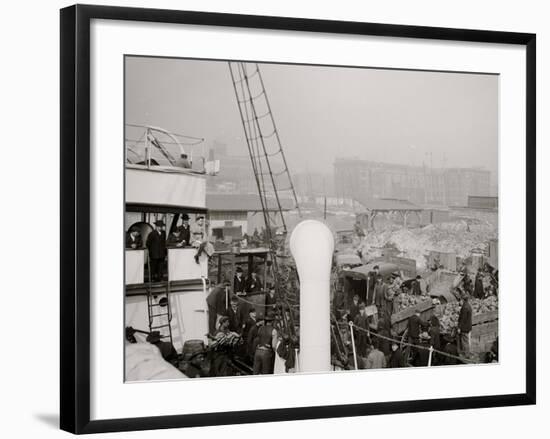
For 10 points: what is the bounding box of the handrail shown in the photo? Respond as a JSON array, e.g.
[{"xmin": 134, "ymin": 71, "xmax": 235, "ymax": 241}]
[{"xmin": 125, "ymin": 124, "xmax": 206, "ymax": 171}]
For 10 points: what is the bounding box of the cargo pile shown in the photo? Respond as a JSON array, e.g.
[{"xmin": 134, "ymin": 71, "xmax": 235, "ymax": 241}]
[
  {"xmin": 358, "ymin": 216, "xmax": 497, "ymax": 269},
  {"xmin": 439, "ymin": 295, "xmax": 498, "ymax": 333},
  {"xmin": 397, "ymin": 293, "xmax": 428, "ymax": 312}
]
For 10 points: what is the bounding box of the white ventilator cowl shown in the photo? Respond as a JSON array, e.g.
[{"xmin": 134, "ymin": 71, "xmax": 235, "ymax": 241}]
[{"xmin": 289, "ymin": 220, "xmax": 334, "ymax": 372}]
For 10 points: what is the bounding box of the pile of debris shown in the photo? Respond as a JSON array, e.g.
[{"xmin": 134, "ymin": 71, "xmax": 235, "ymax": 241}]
[
  {"xmin": 397, "ymin": 293, "xmax": 429, "ymax": 312},
  {"xmin": 359, "ymin": 220, "xmax": 497, "ymax": 269},
  {"xmin": 439, "ymin": 295, "xmax": 498, "ymax": 333}
]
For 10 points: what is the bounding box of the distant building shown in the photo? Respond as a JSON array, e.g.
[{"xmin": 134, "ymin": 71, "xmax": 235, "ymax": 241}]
[
  {"xmin": 206, "ymin": 193, "xmax": 293, "ymax": 239},
  {"xmin": 334, "ymin": 158, "xmax": 491, "ymax": 207}
]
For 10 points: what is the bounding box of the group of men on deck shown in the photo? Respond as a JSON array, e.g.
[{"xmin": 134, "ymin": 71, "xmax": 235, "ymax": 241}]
[
  {"xmin": 125, "ymin": 214, "xmax": 212, "ymax": 282},
  {"xmin": 206, "ymin": 269, "xmax": 297, "ymax": 375}
]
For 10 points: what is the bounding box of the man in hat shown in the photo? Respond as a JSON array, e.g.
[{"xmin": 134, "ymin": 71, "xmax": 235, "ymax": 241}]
[
  {"xmin": 233, "ymin": 266, "xmax": 246, "ymax": 296},
  {"xmin": 125, "ymin": 229, "xmax": 143, "ymax": 249},
  {"xmin": 192, "ymin": 216, "xmax": 214, "ymax": 264},
  {"xmin": 206, "ymin": 282, "xmax": 230, "ymax": 336},
  {"xmin": 246, "ymin": 314, "xmax": 264, "ymax": 362},
  {"xmin": 245, "ymin": 271, "xmax": 262, "ymax": 294},
  {"xmin": 242, "ymin": 307, "xmax": 258, "ymax": 346},
  {"xmin": 253, "ymin": 311, "xmax": 278, "ymax": 374},
  {"xmin": 177, "ymin": 213, "xmax": 191, "ymax": 246},
  {"xmin": 474, "ymin": 268, "xmax": 484, "ymax": 299},
  {"xmin": 191, "ymin": 216, "xmax": 205, "ymax": 244},
  {"xmin": 366, "ymin": 265, "xmax": 380, "ymax": 306},
  {"xmin": 457, "ymin": 294, "xmax": 473, "ymax": 357},
  {"xmin": 226, "ymin": 295, "xmax": 245, "ymax": 334},
  {"xmin": 408, "ymin": 308, "xmax": 425, "ymax": 364},
  {"xmin": 348, "ymin": 293, "xmax": 361, "ymax": 323},
  {"xmin": 146, "ymin": 331, "xmax": 178, "ymax": 364},
  {"xmin": 388, "ymin": 340, "xmax": 405, "ymax": 368},
  {"xmin": 374, "ymin": 275, "xmax": 387, "ymax": 311},
  {"xmin": 353, "ymin": 303, "xmax": 369, "ymax": 357},
  {"xmin": 146, "ymin": 220, "xmax": 166, "ymax": 282}
]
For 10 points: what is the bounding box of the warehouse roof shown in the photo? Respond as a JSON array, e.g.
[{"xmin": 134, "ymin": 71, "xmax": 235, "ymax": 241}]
[
  {"xmin": 354, "ymin": 197, "xmax": 423, "ymax": 212},
  {"xmin": 206, "ymin": 193, "xmax": 294, "ymax": 212}
]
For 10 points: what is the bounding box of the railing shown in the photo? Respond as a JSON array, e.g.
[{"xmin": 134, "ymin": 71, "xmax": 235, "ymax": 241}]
[{"xmin": 125, "ymin": 124, "xmax": 210, "ymax": 173}]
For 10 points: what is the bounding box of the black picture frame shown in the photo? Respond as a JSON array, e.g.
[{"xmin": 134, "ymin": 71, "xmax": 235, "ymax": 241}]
[{"xmin": 60, "ymin": 4, "xmax": 536, "ymax": 434}]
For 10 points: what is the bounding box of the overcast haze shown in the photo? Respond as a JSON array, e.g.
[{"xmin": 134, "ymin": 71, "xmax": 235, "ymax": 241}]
[{"xmin": 125, "ymin": 57, "xmax": 498, "ymax": 184}]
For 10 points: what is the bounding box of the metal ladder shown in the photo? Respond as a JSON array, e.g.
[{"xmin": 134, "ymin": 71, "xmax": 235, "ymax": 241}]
[
  {"xmin": 146, "ymin": 254, "xmax": 174, "ymax": 346},
  {"xmin": 228, "ymin": 62, "xmax": 301, "ymax": 234},
  {"xmin": 228, "ymin": 61, "xmax": 301, "ymax": 336}
]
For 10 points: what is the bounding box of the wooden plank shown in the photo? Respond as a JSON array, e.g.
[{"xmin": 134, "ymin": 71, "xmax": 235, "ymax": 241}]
[{"xmin": 472, "ymin": 310, "xmax": 498, "ymax": 325}]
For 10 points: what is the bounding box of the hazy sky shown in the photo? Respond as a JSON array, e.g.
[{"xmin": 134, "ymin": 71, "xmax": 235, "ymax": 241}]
[{"xmin": 125, "ymin": 57, "xmax": 498, "ymax": 183}]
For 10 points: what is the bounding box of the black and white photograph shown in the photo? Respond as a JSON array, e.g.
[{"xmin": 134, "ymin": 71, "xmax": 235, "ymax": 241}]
[{"xmin": 124, "ymin": 56, "xmax": 499, "ymax": 381}]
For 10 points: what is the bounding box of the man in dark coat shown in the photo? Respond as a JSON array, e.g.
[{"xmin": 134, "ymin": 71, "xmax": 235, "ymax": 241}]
[
  {"xmin": 374, "ymin": 275, "xmax": 387, "ymax": 311},
  {"xmin": 166, "ymin": 228, "xmax": 185, "ymax": 247},
  {"xmin": 125, "ymin": 229, "xmax": 143, "ymax": 249},
  {"xmin": 253, "ymin": 312, "xmax": 277, "ymax": 374},
  {"xmin": 457, "ymin": 294, "xmax": 473, "ymax": 357},
  {"xmin": 388, "ymin": 341, "xmax": 405, "ymax": 368},
  {"xmin": 353, "ymin": 303, "xmax": 369, "ymax": 357},
  {"xmin": 245, "ymin": 271, "xmax": 262, "ymax": 293},
  {"xmin": 226, "ymin": 296, "xmax": 244, "ymax": 333},
  {"xmin": 146, "ymin": 220, "xmax": 166, "ymax": 282},
  {"xmin": 206, "ymin": 282, "xmax": 230, "ymax": 336},
  {"xmin": 176, "ymin": 213, "xmax": 191, "ymax": 246},
  {"xmin": 366, "ymin": 265, "xmax": 379, "ymax": 305},
  {"xmin": 408, "ymin": 308, "xmax": 425, "ymax": 364},
  {"xmin": 233, "ymin": 267, "xmax": 246, "ymax": 295},
  {"xmin": 474, "ymin": 269, "xmax": 484, "ymax": 299},
  {"xmin": 348, "ymin": 294, "xmax": 360, "ymax": 322}
]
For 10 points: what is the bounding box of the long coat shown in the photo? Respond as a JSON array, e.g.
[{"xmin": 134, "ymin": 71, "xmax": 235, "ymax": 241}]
[
  {"xmin": 458, "ymin": 301, "xmax": 473, "ymax": 333},
  {"xmin": 374, "ymin": 283, "xmax": 387, "ymax": 309},
  {"xmin": 177, "ymin": 224, "xmax": 191, "ymax": 246},
  {"xmin": 366, "ymin": 272, "xmax": 378, "ymax": 305},
  {"xmin": 474, "ymin": 275, "xmax": 484, "ymax": 299},
  {"xmin": 233, "ymin": 275, "xmax": 246, "ymax": 294},
  {"xmin": 146, "ymin": 230, "xmax": 166, "ymax": 259},
  {"xmin": 206, "ymin": 284, "xmax": 228, "ymax": 314}
]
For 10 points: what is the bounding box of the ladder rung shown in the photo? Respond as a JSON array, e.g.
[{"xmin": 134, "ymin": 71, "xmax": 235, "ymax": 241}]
[
  {"xmin": 150, "ymin": 313, "xmax": 169, "ymax": 318},
  {"xmin": 151, "ymin": 324, "xmax": 171, "ymax": 329}
]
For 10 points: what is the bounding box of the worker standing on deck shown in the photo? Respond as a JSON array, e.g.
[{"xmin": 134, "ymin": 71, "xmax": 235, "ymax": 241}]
[
  {"xmin": 206, "ymin": 281, "xmax": 230, "ymax": 336},
  {"xmin": 366, "ymin": 265, "xmax": 379, "ymax": 305},
  {"xmin": 348, "ymin": 293, "xmax": 360, "ymax": 322},
  {"xmin": 253, "ymin": 312, "xmax": 278, "ymax": 374},
  {"xmin": 353, "ymin": 303, "xmax": 369, "ymax": 358},
  {"xmin": 146, "ymin": 220, "xmax": 166, "ymax": 282},
  {"xmin": 457, "ymin": 294, "xmax": 473, "ymax": 357},
  {"xmin": 192, "ymin": 216, "xmax": 214, "ymax": 263},
  {"xmin": 233, "ymin": 266, "xmax": 246, "ymax": 295},
  {"xmin": 408, "ymin": 308, "xmax": 425, "ymax": 365},
  {"xmin": 245, "ymin": 271, "xmax": 262, "ymax": 293},
  {"xmin": 474, "ymin": 268, "xmax": 485, "ymax": 299},
  {"xmin": 226, "ymin": 296, "xmax": 244, "ymax": 334},
  {"xmin": 176, "ymin": 213, "xmax": 191, "ymax": 245},
  {"xmin": 383, "ymin": 277, "xmax": 395, "ymax": 319}
]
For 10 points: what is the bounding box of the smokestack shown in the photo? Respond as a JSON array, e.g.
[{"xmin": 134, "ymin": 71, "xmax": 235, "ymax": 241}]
[{"xmin": 289, "ymin": 220, "xmax": 334, "ymax": 372}]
